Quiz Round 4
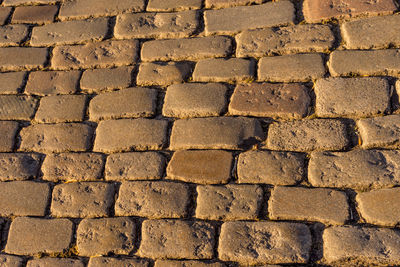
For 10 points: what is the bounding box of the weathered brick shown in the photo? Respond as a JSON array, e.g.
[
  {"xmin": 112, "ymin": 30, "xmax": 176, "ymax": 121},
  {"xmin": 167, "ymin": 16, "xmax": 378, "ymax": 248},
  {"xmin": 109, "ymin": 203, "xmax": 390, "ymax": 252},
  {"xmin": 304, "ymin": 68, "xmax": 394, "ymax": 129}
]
[
  {"xmin": 357, "ymin": 115, "xmax": 400, "ymax": 149},
  {"xmin": 0, "ymin": 25, "xmax": 29, "ymax": 46},
  {"xmin": 51, "ymin": 182, "xmax": 115, "ymax": 218},
  {"xmin": 141, "ymin": 36, "xmax": 232, "ymax": 62},
  {"xmin": 88, "ymin": 257, "xmax": 148, "ymax": 267},
  {"xmin": 115, "ymin": 11, "xmax": 198, "ymax": 39},
  {"xmin": 5, "ymin": 217, "xmax": 73, "ymax": 256},
  {"xmin": 31, "ymin": 18, "xmax": 108, "ymax": 46},
  {"xmin": 105, "ymin": 152, "xmax": 165, "ymax": 181},
  {"xmin": 27, "ymin": 258, "xmax": 84, "ymax": 267},
  {"xmin": 163, "ymin": 83, "xmax": 228, "ymax": 118},
  {"xmin": 205, "ymin": 0, "xmax": 261, "ymax": 8},
  {"xmin": 0, "ymin": 95, "xmax": 37, "ymax": 120},
  {"xmin": 0, "ymin": 255, "xmax": 23, "ymax": 267},
  {"xmin": 0, "ymin": 153, "xmax": 41, "ymax": 181},
  {"xmin": 138, "ymin": 220, "xmax": 215, "ymax": 259},
  {"xmin": 265, "ymin": 119, "xmax": 349, "ymax": 152},
  {"xmin": 115, "ymin": 181, "xmax": 189, "ymax": 218},
  {"xmin": 3, "ymin": 0, "xmax": 55, "ymax": 5},
  {"xmin": 155, "ymin": 260, "xmax": 224, "ymax": 267},
  {"xmin": 219, "ymin": 221, "xmax": 311, "ymax": 265},
  {"xmin": 193, "ymin": 58, "xmax": 254, "ymax": 83},
  {"xmin": 81, "ymin": 66, "xmax": 133, "ymax": 93},
  {"xmin": 205, "ymin": 1, "xmax": 294, "ymax": 35},
  {"xmin": 229, "ymin": 83, "xmax": 310, "ymax": 119},
  {"xmin": 237, "ymin": 151, "xmax": 305, "ymax": 185},
  {"xmin": 20, "ymin": 123, "xmax": 93, "ymax": 152},
  {"xmin": 89, "ymin": 87, "xmax": 157, "ymax": 120},
  {"xmin": 42, "ymin": 153, "xmax": 105, "ymax": 182},
  {"xmin": 258, "ymin": 54, "xmax": 325, "ymax": 82},
  {"xmin": 147, "ymin": 0, "xmax": 201, "ymax": 11},
  {"xmin": 236, "ymin": 24, "xmax": 334, "ymax": 57},
  {"xmin": 0, "ymin": 72, "xmax": 26, "ymax": 94},
  {"xmin": 12, "ymin": 5, "xmax": 58, "ymax": 24},
  {"xmin": 0, "ymin": 121, "xmax": 18, "ymax": 152},
  {"xmin": 0, "ymin": 47, "xmax": 48, "ymax": 71},
  {"xmin": 25, "ymin": 70, "xmax": 80, "ymax": 95},
  {"xmin": 94, "ymin": 119, "xmax": 168, "ymax": 152},
  {"xmin": 35, "ymin": 95, "xmax": 87, "ymax": 123},
  {"xmin": 0, "ymin": 7, "xmax": 11, "ymax": 25},
  {"xmin": 77, "ymin": 218, "xmax": 136, "ymax": 256},
  {"xmin": 323, "ymin": 226, "xmax": 400, "ymax": 266},
  {"xmin": 136, "ymin": 62, "xmax": 191, "ymax": 86}
]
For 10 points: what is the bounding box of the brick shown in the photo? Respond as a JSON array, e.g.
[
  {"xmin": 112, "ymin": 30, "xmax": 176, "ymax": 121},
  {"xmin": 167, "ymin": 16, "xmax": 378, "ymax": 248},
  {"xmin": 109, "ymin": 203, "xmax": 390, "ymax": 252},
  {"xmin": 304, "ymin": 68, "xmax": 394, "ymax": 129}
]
[
  {"xmin": 0, "ymin": 255, "xmax": 23, "ymax": 267},
  {"xmin": 229, "ymin": 83, "xmax": 310, "ymax": 119},
  {"xmin": 258, "ymin": 54, "xmax": 325, "ymax": 82},
  {"xmin": 141, "ymin": 36, "xmax": 232, "ymax": 62},
  {"xmin": 25, "ymin": 70, "xmax": 80, "ymax": 95},
  {"xmin": 115, "ymin": 11, "xmax": 198, "ymax": 39},
  {"xmin": 94, "ymin": 119, "xmax": 168, "ymax": 152},
  {"xmin": 0, "ymin": 95, "xmax": 37, "ymax": 120},
  {"xmin": 5, "ymin": 217, "xmax": 73, "ymax": 256},
  {"xmin": 20, "ymin": 123, "xmax": 93, "ymax": 153},
  {"xmin": 0, "ymin": 72, "xmax": 26, "ymax": 94},
  {"xmin": 88, "ymin": 257, "xmax": 148, "ymax": 267},
  {"xmin": 89, "ymin": 87, "xmax": 157, "ymax": 120},
  {"xmin": 27, "ymin": 258, "xmax": 84, "ymax": 267},
  {"xmin": 81, "ymin": 66, "xmax": 133, "ymax": 93},
  {"xmin": 147, "ymin": 0, "xmax": 201, "ymax": 11},
  {"xmin": 35, "ymin": 95, "xmax": 87, "ymax": 123},
  {"xmin": 205, "ymin": 0, "xmax": 261, "ymax": 8},
  {"xmin": 328, "ymin": 49, "xmax": 400, "ymax": 77},
  {"xmin": 193, "ymin": 58, "xmax": 254, "ymax": 83},
  {"xmin": 77, "ymin": 218, "xmax": 136, "ymax": 256},
  {"xmin": 115, "ymin": 181, "xmax": 189, "ymax": 218},
  {"xmin": 155, "ymin": 261, "xmax": 224, "ymax": 267},
  {"xmin": 0, "ymin": 121, "xmax": 18, "ymax": 152},
  {"xmin": 51, "ymin": 182, "xmax": 115, "ymax": 218},
  {"xmin": 0, "ymin": 47, "xmax": 48, "ymax": 71},
  {"xmin": 170, "ymin": 117, "xmax": 264, "ymax": 150},
  {"xmin": 31, "ymin": 18, "xmax": 108, "ymax": 46},
  {"xmin": 0, "ymin": 25, "xmax": 29, "ymax": 46},
  {"xmin": 42, "ymin": 153, "xmax": 105, "ymax": 182},
  {"xmin": 323, "ymin": 226, "xmax": 400, "ymax": 266},
  {"xmin": 59, "ymin": 0, "xmax": 145, "ymax": 20},
  {"xmin": 0, "ymin": 153, "xmax": 41, "ymax": 181},
  {"xmin": 3, "ymin": 0, "xmax": 55, "ymax": 5},
  {"xmin": 236, "ymin": 24, "xmax": 334, "ymax": 58},
  {"xmin": 196, "ymin": 184, "xmax": 262, "ymax": 220},
  {"xmin": 163, "ymin": 83, "xmax": 228, "ymax": 118},
  {"xmin": 219, "ymin": 221, "xmax": 311, "ymax": 265},
  {"xmin": 265, "ymin": 119, "xmax": 349, "ymax": 152},
  {"xmin": 105, "ymin": 152, "xmax": 165, "ymax": 181},
  {"xmin": 357, "ymin": 115, "xmax": 400, "ymax": 149},
  {"xmin": 204, "ymin": 1, "xmax": 294, "ymax": 35},
  {"xmin": 167, "ymin": 150, "xmax": 232, "ymax": 184},
  {"xmin": 12, "ymin": 5, "xmax": 58, "ymax": 24},
  {"xmin": 303, "ymin": 0, "xmax": 397, "ymax": 23},
  {"xmin": 0, "ymin": 7, "xmax": 11, "ymax": 25},
  {"xmin": 237, "ymin": 151, "xmax": 305, "ymax": 185},
  {"xmin": 138, "ymin": 220, "xmax": 215, "ymax": 259},
  {"xmin": 52, "ymin": 40, "xmax": 139, "ymax": 70},
  {"xmin": 136, "ymin": 62, "xmax": 191, "ymax": 86}
]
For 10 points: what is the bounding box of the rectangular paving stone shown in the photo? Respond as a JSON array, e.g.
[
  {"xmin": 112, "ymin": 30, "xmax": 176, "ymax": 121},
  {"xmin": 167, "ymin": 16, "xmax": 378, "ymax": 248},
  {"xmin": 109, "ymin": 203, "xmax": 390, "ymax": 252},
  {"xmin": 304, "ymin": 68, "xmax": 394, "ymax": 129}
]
[
  {"xmin": 25, "ymin": 70, "xmax": 80, "ymax": 95},
  {"xmin": 0, "ymin": 255, "xmax": 23, "ymax": 267},
  {"xmin": 115, "ymin": 181, "xmax": 189, "ymax": 218},
  {"xmin": 155, "ymin": 260, "xmax": 224, "ymax": 267},
  {"xmin": 80, "ymin": 66, "xmax": 134, "ymax": 93},
  {"xmin": 12, "ymin": 5, "xmax": 58, "ymax": 24},
  {"xmin": 205, "ymin": 0, "xmax": 262, "ymax": 8},
  {"xmin": 0, "ymin": 7, "xmax": 11, "ymax": 25},
  {"xmin": 3, "ymin": 0, "xmax": 56, "ymax": 5},
  {"xmin": 0, "ymin": 25, "xmax": 29, "ymax": 46},
  {"xmin": 0, "ymin": 72, "xmax": 26, "ymax": 94},
  {"xmin": 27, "ymin": 258, "xmax": 84, "ymax": 267},
  {"xmin": 357, "ymin": 115, "xmax": 400, "ymax": 149},
  {"xmin": 219, "ymin": 221, "xmax": 311, "ymax": 265},
  {"xmin": 0, "ymin": 95, "xmax": 38, "ymax": 120},
  {"xmin": 5, "ymin": 217, "xmax": 73, "ymax": 256},
  {"xmin": 204, "ymin": 1, "xmax": 295, "ymax": 35},
  {"xmin": 35, "ymin": 95, "xmax": 87, "ymax": 123},
  {"xmin": 51, "ymin": 182, "xmax": 115, "ymax": 218},
  {"xmin": 94, "ymin": 119, "xmax": 168, "ymax": 152},
  {"xmin": 0, "ymin": 47, "xmax": 48, "ymax": 71},
  {"xmin": 147, "ymin": 0, "xmax": 202, "ymax": 11},
  {"xmin": 0, "ymin": 153, "xmax": 41, "ymax": 181},
  {"xmin": 138, "ymin": 220, "xmax": 215, "ymax": 259},
  {"xmin": 0, "ymin": 121, "xmax": 18, "ymax": 152},
  {"xmin": 88, "ymin": 257, "xmax": 148, "ymax": 267},
  {"xmin": 136, "ymin": 62, "xmax": 191, "ymax": 86},
  {"xmin": 237, "ymin": 151, "xmax": 305, "ymax": 185}
]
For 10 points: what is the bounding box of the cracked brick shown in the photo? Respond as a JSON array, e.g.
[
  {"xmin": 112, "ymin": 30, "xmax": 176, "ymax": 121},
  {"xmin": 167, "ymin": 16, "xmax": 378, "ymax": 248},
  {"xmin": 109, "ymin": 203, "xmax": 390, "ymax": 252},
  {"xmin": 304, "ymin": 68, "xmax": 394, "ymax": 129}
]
[
  {"xmin": 81, "ymin": 66, "xmax": 134, "ymax": 93},
  {"xmin": 25, "ymin": 70, "xmax": 80, "ymax": 95},
  {"xmin": 35, "ymin": 95, "xmax": 87, "ymax": 123}
]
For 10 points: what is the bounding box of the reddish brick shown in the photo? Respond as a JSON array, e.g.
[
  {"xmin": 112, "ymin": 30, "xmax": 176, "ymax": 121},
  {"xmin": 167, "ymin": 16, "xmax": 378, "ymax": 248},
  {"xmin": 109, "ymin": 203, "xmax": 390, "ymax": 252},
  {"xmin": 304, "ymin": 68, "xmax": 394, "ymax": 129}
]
[
  {"xmin": 80, "ymin": 66, "xmax": 134, "ymax": 93},
  {"xmin": 35, "ymin": 95, "xmax": 87, "ymax": 123},
  {"xmin": 12, "ymin": 5, "xmax": 57, "ymax": 24},
  {"xmin": 0, "ymin": 7, "xmax": 11, "ymax": 25},
  {"xmin": 25, "ymin": 71, "xmax": 80, "ymax": 95},
  {"xmin": 0, "ymin": 47, "xmax": 48, "ymax": 71},
  {"xmin": 0, "ymin": 153, "xmax": 41, "ymax": 181},
  {"xmin": 0, "ymin": 95, "xmax": 38, "ymax": 120},
  {"xmin": 136, "ymin": 62, "xmax": 191, "ymax": 86},
  {"xmin": 0, "ymin": 72, "xmax": 26, "ymax": 94},
  {"xmin": 0, "ymin": 25, "xmax": 29, "ymax": 46},
  {"xmin": 0, "ymin": 121, "xmax": 18, "ymax": 152}
]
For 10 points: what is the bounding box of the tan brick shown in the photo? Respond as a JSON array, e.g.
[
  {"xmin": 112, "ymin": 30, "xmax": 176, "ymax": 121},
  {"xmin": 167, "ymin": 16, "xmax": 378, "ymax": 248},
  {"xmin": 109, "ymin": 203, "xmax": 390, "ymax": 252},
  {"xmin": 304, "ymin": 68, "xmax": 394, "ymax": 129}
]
[
  {"xmin": 89, "ymin": 87, "xmax": 157, "ymax": 120},
  {"xmin": 0, "ymin": 25, "xmax": 29, "ymax": 46},
  {"xmin": 31, "ymin": 18, "xmax": 108, "ymax": 46},
  {"xmin": 236, "ymin": 24, "xmax": 334, "ymax": 57},
  {"xmin": 12, "ymin": 5, "xmax": 57, "ymax": 24},
  {"xmin": 25, "ymin": 70, "xmax": 80, "ymax": 95},
  {"xmin": 219, "ymin": 221, "xmax": 311, "ymax": 265},
  {"xmin": 229, "ymin": 83, "xmax": 310, "ymax": 119},
  {"xmin": 147, "ymin": 0, "xmax": 201, "ymax": 11},
  {"xmin": 27, "ymin": 258, "xmax": 84, "ymax": 267},
  {"xmin": 265, "ymin": 119, "xmax": 349, "ymax": 152},
  {"xmin": 0, "ymin": 255, "xmax": 23, "ymax": 267},
  {"xmin": 237, "ymin": 151, "xmax": 305, "ymax": 185},
  {"xmin": 20, "ymin": 123, "xmax": 93, "ymax": 152},
  {"xmin": 105, "ymin": 152, "xmax": 165, "ymax": 181},
  {"xmin": 94, "ymin": 119, "xmax": 168, "ymax": 152},
  {"xmin": 42, "ymin": 153, "xmax": 105, "ymax": 182},
  {"xmin": 138, "ymin": 220, "xmax": 215, "ymax": 259},
  {"xmin": 115, "ymin": 11, "xmax": 198, "ymax": 39},
  {"xmin": 5, "ymin": 217, "xmax": 73, "ymax": 256},
  {"xmin": 155, "ymin": 260, "xmax": 224, "ymax": 267},
  {"xmin": 77, "ymin": 218, "xmax": 136, "ymax": 256},
  {"xmin": 141, "ymin": 36, "xmax": 232, "ymax": 62},
  {"xmin": 0, "ymin": 153, "xmax": 41, "ymax": 181},
  {"xmin": 136, "ymin": 62, "xmax": 191, "ymax": 86},
  {"xmin": 205, "ymin": 0, "xmax": 261, "ymax": 8},
  {"xmin": 115, "ymin": 181, "xmax": 189, "ymax": 218},
  {"xmin": 0, "ymin": 95, "xmax": 37, "ymax": 120},
  {"xmin": 163, "ymin": 83, "xmax": 228, "ymax": 118},
  {"xmin": 3, "ymin": 0, "xmax": 55, "ymax": 5},
  {"xmin": 0, "ymin": 47, "xmax": 48, "ymax": 71},
  {"xmin": 88, "ymin": 257, "xmax": 148, "ymax": 267},
  {"xmin": 193, "ymin": 58, "xmax": 254, "ymax": 83},
  {"xmin": 0, "ymin": 72, "xmax": 26, "ymax": 94},
  {"xmin": 357, "ymin": 115, "xmax": 400, "ymax": 149},
  {"xmin": 81, "ymin": 66, "xmax": 133, "ymax": 93},
  {"xmin": 0, "ymin": 121, "xmax": 18, "ymax": 152},
  {"xmin": 0, "ymin": 7, "xmax": 11, "ymax": 25},
  {"xmin": 35, "ymin": 95, "xmax": 87, "ymax": 123}
]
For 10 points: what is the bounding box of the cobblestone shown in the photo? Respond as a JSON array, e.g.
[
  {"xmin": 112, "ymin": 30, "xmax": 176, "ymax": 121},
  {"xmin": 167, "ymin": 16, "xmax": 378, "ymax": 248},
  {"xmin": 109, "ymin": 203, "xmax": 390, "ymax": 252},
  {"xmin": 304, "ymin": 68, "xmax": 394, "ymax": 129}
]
[
  {"xmin": 0, "ymin": 153, "xmax": 41, "ymax": 181},
  {"xmin": 0, "ymin": 121, "xmax": 18, "ymax": 152},
  {"xmin": 0, "ymin": 47, "xmax": 48, "ymax": 71},
  {"xmin": 155, "ymin": 260, "xmax": 224, "ymax": 267},
  {"xmin": 3, "ymin": 0, "xmax": 56, "ymax": 5},
  {"xmin": 12, "ymin": 5, "xmax": 58, "ymax": 24},
  {"xmin": 0, "ymin": 7, "xmax": 11, "ymax": 25},
  {"xmin": 88, "ymin": 257, "xmax": 148, "ymax": 267},
  {"xmin": 0, "ymin": 25, "xmax": 29, "ymax": 46},
  {"xmin": 35, "ymin": 95, "xmax": 87, "ymax": 123},
  {"xmin": 80, "ymin": 66, "xmax": 134, "ymax": 93},
  {"xmin": 147, "ymin": 0, "xmax": 201, "ymax": 11},
  {"xmin": 357, "ymin": 115, "xmax": 400, "ymax": 149},
  {"xmin": 0, "ymin": 255, "xmax": 23, "ymax": 267},
  {"xmin": 205, "ymin": 0, "xmax": 262, "ymax": 9},
  {"xmin": 25, "ymin": 70, "xmax": 80, "ymax": 95},
  {"xmin": 136, "ymin": 62, "xmax": 192, "ymax": 86},
  {"xmin": 0, "ymin": 72, "xmax": 26, "ymax": 94},
  {"xmin": 27, "ymin": 258, "xmax": 84, "ymax": 267},
  {"xmin": 0, "ymin": 95, "xmax": 37, "ymax": 120}
]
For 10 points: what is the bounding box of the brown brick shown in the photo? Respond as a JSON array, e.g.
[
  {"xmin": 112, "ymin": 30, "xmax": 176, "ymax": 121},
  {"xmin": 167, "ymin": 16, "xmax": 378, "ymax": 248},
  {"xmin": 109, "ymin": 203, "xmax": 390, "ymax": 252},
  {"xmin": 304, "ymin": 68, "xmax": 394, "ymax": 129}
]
[
  {"xmin": 0, "ymin": 153, "xmax": 41, "ymax": 181},
  {"xmin": 147, "ymin": 0, "xmax": 201, "ymax": 11},
  {"xmin": 88, "ymin": 257, "xmax": 148, "ymax": 267},
  {"xmin": 265, "ymin": 119, "xmax": 349, "ymax": 152},
  {"xmin": 0, "ymin": 72, "xmax": 26, "ymax": 94},
  {"xmin": 12, "ymin": 5, "xmax": 57, "ymax": 24},
  {"xmin": 219, "ymin": 221, "xmax": 311, "ymax": 265},
  {"xmin": 115, "ymin": 11, "xmax": 198, "ymax": 39},
  {"xmin": 138, "ymin": 220, "xmax": 215, "ymax": 259},
  {"xmin": 0, "ymin": 7, "xmax": 11, "ymax": 25},
  {"xmin": 0, "ymin": 95, "xmax": 37, "ymax": 120},
  {"xmin": 237, "ymin": 151, "xmax": 305, "ymax": 185},
  {"xmin": 205, "ymin": 0, "xmax": 261, "ymax": 8},
  {"xmin": 27, "ymin": 258, "xmax": 84, "ymax": 267},
  {"xmin": 155, "ymin": 261, "xmax": 224, "ymax": 267},
  {"xmin": 0, "ymin": 47, "xmax": 48, "ymax": 71},
  {"xmin": 0, "ymin": 255, "xmax": 23, "ymax": 267},
  {"xmin": 0, "ymin": 25, "xmax": 29, "ymax": 46},
  {"xmin": 42, "ymin": 153, "xmax": 105, "ymax": 182},
  {"xmin": 229, "ymin": 83, "xmax": 310, "ymax": 119},
  {"xmin": 5, "ymin": 217, "xmax": 73, "ymax": 256},
  {"xmin": 136, "ymin": 62, "xmax": 191, "ymax": 86},
  {"xmin": 89, "ymin": 87, "xmax": 157, "ymax": 120},
  {"xmin": 163, "ymin": 83, "xmax": 228, "ymax": 118},
  {"xmin": 25, "ymin": 70, "xmax": 80, "ymax": 95},
  {"xmin": 3, "ymin": 0, "xmax": 56, "ymax": 5},
  {"xmin": 141, "ymin": 36, "xmax": 232, "ymax": 62},
  {"xmin": 0, "ymin": 121, "xmax": 18, "ymax": 152},
  {"xmin": 105, "ymin": 152, "xmax": 165, "ymax": 181},
  {"xmin": 236, "ymin": 24, "xmax": 334, "ymax": 58},
  {"xmin": 115, "ymin": 181, "xmax": 189, "ymax": 218},
  {"xmin": 357, "ymin": 115, "xmax": 400, "ymax": 149},
  {"xmin": 94, "ymin": 119, "xmax": 168, "ymax": 152},
  {"xmin": 80, "ymin": 66, "xmax": 133, "ymax": 93},
  {"xmin": 35, "ymin": 95, "xmax": 87, "ymax": 123},
  {"xmin": 77, "ymin": 218, "xmax": 136, "ymax": 256},
  {"xmin": 20, "ymin": 123, "xmax": 93, "ymax": 153}
]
